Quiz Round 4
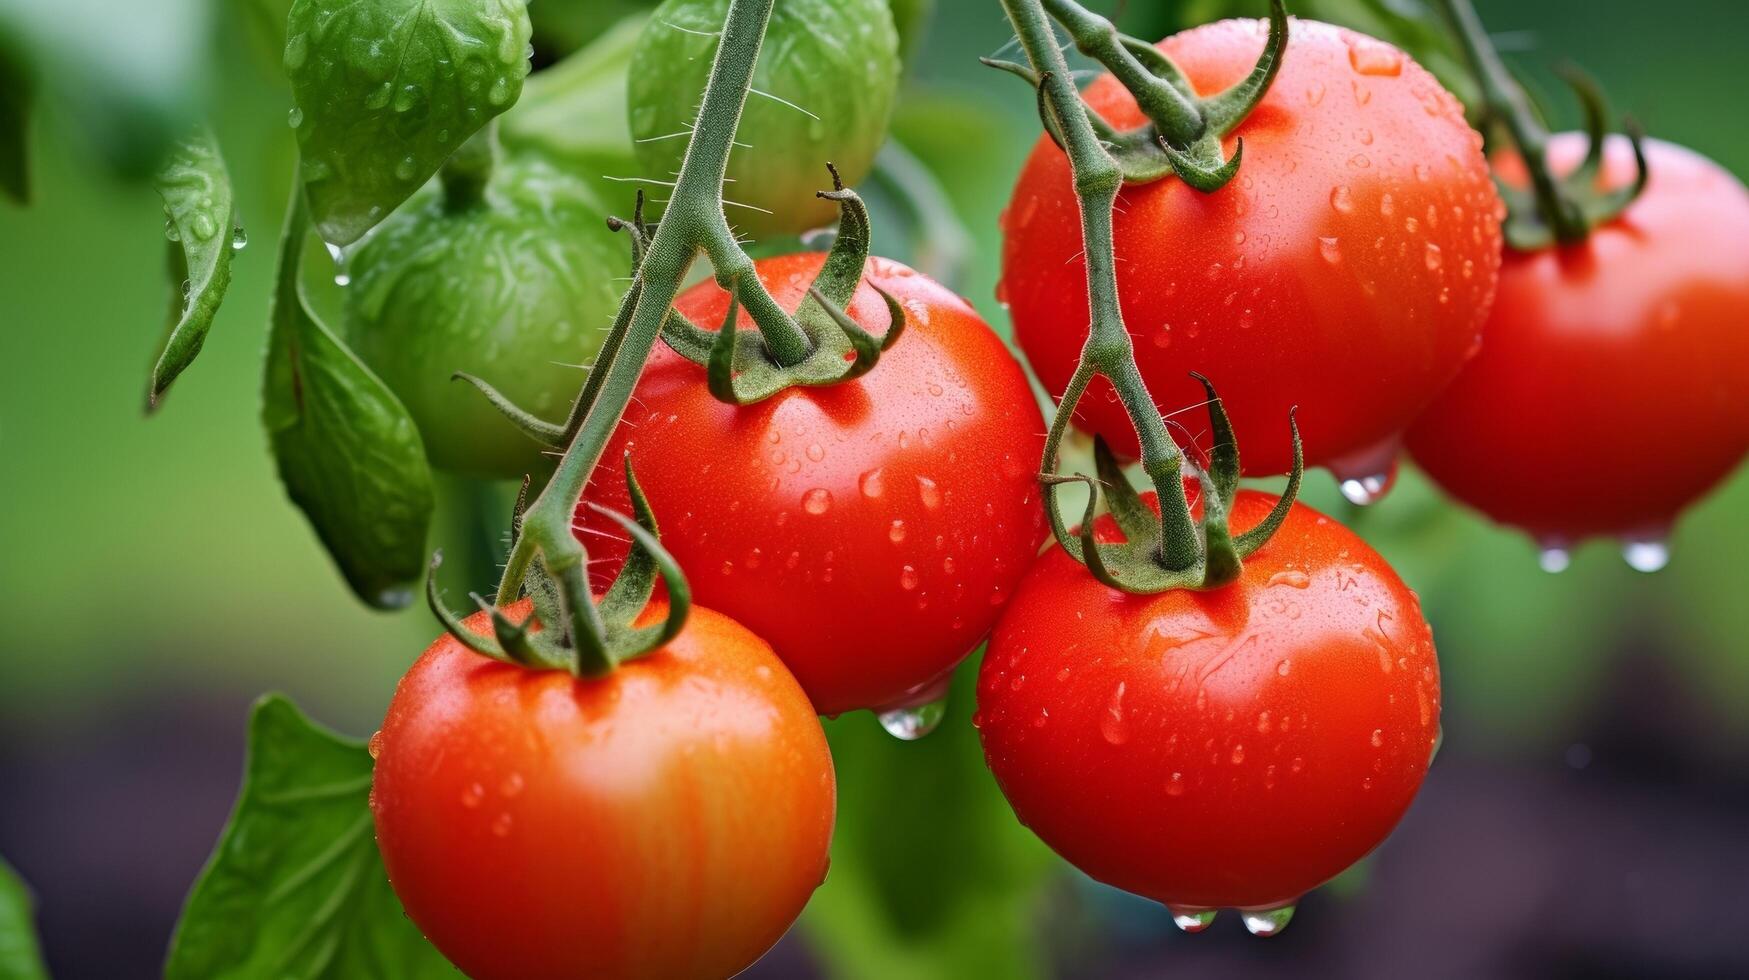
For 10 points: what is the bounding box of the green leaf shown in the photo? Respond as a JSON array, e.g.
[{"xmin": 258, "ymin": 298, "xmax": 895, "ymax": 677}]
[
  {"xmin": 803, "ymin": 659, "xmax": 1056, "ymax": 980},
  {"xmin": 166, "ymin": 696, "xmax": 461, "ymax": 980},
  {"xmin": 149, "ymin": 125, "xmax": 239, "ymax": 412},
  {"xmin": 286, "ymin": 0, "xmax": 533, "ymax": 245},
  {"xmin": 0, "ymin": 46, "xmax": 31, "ymax": 205},
  {"xmin": 263, "ymin": 189, "xmax": 435, "ymax": 609},
  {"xmin": 0, "ymin": 858, "xmax": 49, "ymax": 980}
]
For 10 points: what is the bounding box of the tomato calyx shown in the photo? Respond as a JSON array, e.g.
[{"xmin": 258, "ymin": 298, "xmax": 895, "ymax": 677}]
[
  {"xmin": 428, "ymin": 456, "xmax": 691, "ymax": 676},
  {"xmin": 656, "ymin": 164, "xmax": 908, "ymax": 404},
  {"xmin": 984, "ymin": 0, "xmax": 1288, "ymax": 192},
  {"xmin": 1047, "ymin": 374, "xmax": 1304, "ymax": 594},
  {"xmin": 1439, "ymin": 0, "xmax": 1648, "ymax": 250}
]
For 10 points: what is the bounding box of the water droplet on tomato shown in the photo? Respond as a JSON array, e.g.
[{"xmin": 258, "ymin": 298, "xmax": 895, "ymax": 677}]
[
  {"xmin": 1423, "ymin": 242, "xmax": 1444, "ymax": 271},
  {"xmin": 1338, "ymin": 469, "xmax": 1394, "ymax": 506},
  {"xmin": 1100, "ymin": 682, "xmax": 1130, "ymax": 745},
  {"xmin": 500, "ymin": 772, "xmax": 524, "ymax": 797},
  {"xmin": 491, "ymin": 812, "xmax": 514, "ymax": 837},
  {"xmin": 1268, "ymin": 570, "xmax": 1310, "ymax": 590},
  {"xmin": 1330, "ymin": 185, "xmax": 1354, "ymax": 214},
  {"xmin": 1622, "ymin": 537, "xmax": 1670, "ymax": 573},
  {"xmin": 877, "ymin": 697, "xmax": 947, "ymax": 741},
  {"xmin": 367, "ymin": 730, "xmax": 384, "ymax": 760},
  {"xmin": 1537, "ymin": 541, "xmax": 1571, "ymax": 574},
  {"xmin": 802, "ymin": 488, "xmax": 833, "ymax": 515},
  {"xmin": 1241, "ymin": 904, "xmax": 1297, "ymax": 937},
  {"xmin": 1346, "ymin": 36, "xmax": 1403, "ymax": 76},
  {"xmin": 888, "ymin": 520, "xmax": 908, "ymax": 543},
  {"xmin": 461, "ymin": 783, "xmax": 485, "ymax": 808},
  {"xmin": 1317, "ymin": 236, "xmax": 1342, "ymax": 265},
  {"xmin": 1169, "ymin": 907, "xmax": 1217, "ymax": 933},
  {"xmin": 1331, "ymin": 441, "xmax": 1401, "ymax": 506},
  {"xmin": 900, "ymin": 565, "xmax": 920, "ymax": 590},
  {"xmin": 1165, "ymin": 772, "xmax": 1186, "ymax": 796},
  {"xmin": 806, "ymin": 443, "xmax": 825, "ymax": 462},
  {"xmin": 858, "ymin": 468, "xmax": 885, "ymax": 499},
  {"xmin": 916, "ymin": 475, "xmax": 943, "ymax": 510},
  {"xmin": 1371, "ymin": 729, "xmax": 1384, "ymax": 748}
]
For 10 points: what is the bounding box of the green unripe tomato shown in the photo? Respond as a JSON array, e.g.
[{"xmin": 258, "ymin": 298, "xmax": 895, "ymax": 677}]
[
  {"xmin": 345, "ymin": 152, "xmax": 627, "ymax": 479},
  {"xmin": 627, "ymin": 0, "xmax": 900, "ymax": 239}
]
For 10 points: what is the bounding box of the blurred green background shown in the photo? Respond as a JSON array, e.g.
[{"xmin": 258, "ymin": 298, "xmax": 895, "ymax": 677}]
[{"xmin": 3, "ymin": 1, "xmax": 1748, "ymax": 977}]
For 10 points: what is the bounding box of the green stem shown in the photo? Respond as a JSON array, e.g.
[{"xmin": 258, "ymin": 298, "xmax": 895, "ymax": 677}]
[
  {"xmin": 1003, "ymin": 0, "xmax": 1199, "ymax": 570},
  {"xmin": 440, "ymin": 123, "xmax": 496, "ymax": 210},
  {"xmin": 1040, "ymin": 0, "xmax": 1204, "ymax": 143},
  {"xmin": 1436, "ymin": 0, "xmax": 1585, "ymax": 242},
  {"xmin": 492, "ymin": 0, "xmax": 782, "ymax": 650}
]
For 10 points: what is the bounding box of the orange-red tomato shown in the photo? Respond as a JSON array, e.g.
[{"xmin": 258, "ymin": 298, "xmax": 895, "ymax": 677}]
[
  {"xmin": 978, "ymin": 490, "xmax": 1439, "ymax": 917},
  {"xmin": 578, "ymin": 254, "xmax": 1048, "ymax": 717},
  {"xmin": 1408, "ymin": 135, "xmax": 1749, "ymax": 549},
  {"xmin": 371, "ymin": 601, "xmax": 834, "ymax": 980},
  {"xmin": 1002, "ymin": 18, "xmax": 1502, "ymax": 478}
]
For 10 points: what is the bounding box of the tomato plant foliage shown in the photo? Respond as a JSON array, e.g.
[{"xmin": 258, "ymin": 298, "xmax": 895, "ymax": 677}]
[
  {"xmin": 285, "ymin": 0, "xmax": 533, "ymax": 245},
  {"xmin": 150, "ymin": 126, "xmax": 238, "ymax": 411},
  {"xmin": 264, "ymin": 199, "xmax": 434, "ymax": 609},
  {"xmin": 166, "ymin": 697, "xmax": 460, "ymax": 980}
]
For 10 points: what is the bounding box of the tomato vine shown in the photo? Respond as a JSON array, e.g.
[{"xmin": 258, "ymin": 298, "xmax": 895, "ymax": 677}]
[{"xmin": 993, "ymin": 0, "xmax": 1302, "ymax": 594}]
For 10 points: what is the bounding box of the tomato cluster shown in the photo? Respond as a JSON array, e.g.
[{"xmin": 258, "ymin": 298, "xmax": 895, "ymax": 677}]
[{"xmin": 356, "ymin": 3, "xmax": 1746, "ymax": 976}]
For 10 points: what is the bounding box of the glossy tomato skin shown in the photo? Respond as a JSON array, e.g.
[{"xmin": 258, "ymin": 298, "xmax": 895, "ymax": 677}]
[
  {"xmin": 978, "ymin": 491, "xmax": 1439, "ymax": 910},
  {"xmin": 577, "ymin": 254, "xmax": 1048, "ymax": 717},
  {"xmin": 1002, "ymin": 18, "xmax": 1502, "ymax": 475},
  {"xmin": 1407, "ymin": 135, "xmax": 1749, "ymax": 542},
  {"xmin": 372, "ymin": 601, "xmax": 834, "ymax": 980}
]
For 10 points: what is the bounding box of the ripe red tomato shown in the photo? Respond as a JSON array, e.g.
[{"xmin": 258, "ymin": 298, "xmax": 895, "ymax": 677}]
[
  {"xmin": 577, "ymin": 254, "xmax": 1048, "ymax": 718},
  {"xmin": 1001, "ymin": 18, "xmax": 1502, "ymax": 478},
  {"xmin": 1407, "ymin": 135, "xmax": 1749, "ymax": 553},
  {"xmin": 371, "ymin": 600, "xmax": 834, "ymax": 980},
  {"xmin": 977, "ymin": 489, "xmax": 1439, "ymax": 919}
]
